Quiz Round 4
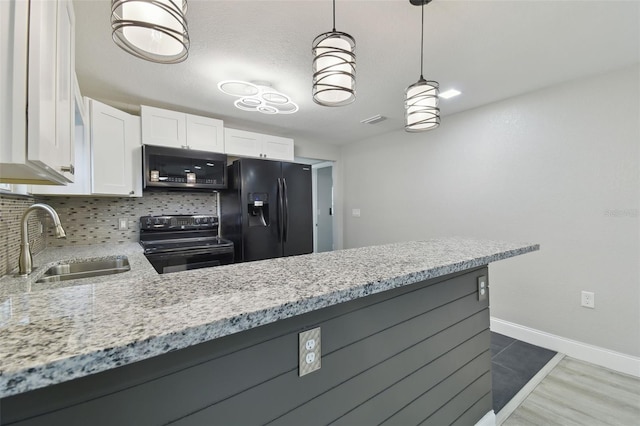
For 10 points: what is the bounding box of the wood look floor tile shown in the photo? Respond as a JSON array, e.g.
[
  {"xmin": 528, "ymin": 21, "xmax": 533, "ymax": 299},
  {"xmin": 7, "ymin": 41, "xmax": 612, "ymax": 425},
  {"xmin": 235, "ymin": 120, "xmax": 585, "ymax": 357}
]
[{"xmin": 503, "ymin": 357, "xmax": 640, "ymax": 426}]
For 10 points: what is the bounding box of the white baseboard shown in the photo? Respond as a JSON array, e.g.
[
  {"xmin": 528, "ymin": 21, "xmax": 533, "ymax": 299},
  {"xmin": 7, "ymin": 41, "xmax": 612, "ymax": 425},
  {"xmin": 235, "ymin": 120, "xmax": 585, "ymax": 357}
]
[
  {"xmin": 474, "ymin": 410, "xmax": 496, "ymax": 426},
  {"xmin": 490, "ymin": 317, "xmax": 640, "ymax": 378}
]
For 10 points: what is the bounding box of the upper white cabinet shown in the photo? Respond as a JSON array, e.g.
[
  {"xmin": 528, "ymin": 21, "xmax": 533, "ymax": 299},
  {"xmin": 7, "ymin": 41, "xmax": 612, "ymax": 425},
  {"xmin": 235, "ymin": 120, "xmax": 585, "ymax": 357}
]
[
  {"xmin": 0, "ymin": 0, "xmax": 75, "ymax": 185},
  {"xmin": 32, "ymin": 98, "xmax": 142, "ymax": 197},
  {"xmin": 31, "ymin": 78, "xmax": 89, "ymax": 195},
  {"xmin": 225, "ymin": 129, "xmax": 294, "ymax": 162},
  {"xmin": 54, "ymin": 0, "xmax": 75, "ymax": 182},
  {"xmin": 185, "ymin": 114, "xmax": 225, "ymax": 152},
  {"xmin": 91, "ymin": 99, "xmax": 142, "ymax": 197},
  {"xmin": 141, "ymin": 105, "xmax": 224, "ymax": 153}
]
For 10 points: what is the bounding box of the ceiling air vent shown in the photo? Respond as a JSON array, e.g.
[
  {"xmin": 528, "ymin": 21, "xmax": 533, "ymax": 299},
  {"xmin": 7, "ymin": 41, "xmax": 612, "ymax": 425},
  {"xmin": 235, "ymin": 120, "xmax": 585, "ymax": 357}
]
[{"xmin": 360, "ymin": 114, "xmax": 386, "ymax": 125}]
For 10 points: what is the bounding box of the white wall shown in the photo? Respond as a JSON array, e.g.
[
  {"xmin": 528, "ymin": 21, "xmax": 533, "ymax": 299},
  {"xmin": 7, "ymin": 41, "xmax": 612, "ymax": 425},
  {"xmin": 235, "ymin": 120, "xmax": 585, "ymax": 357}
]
[{"xmin": 340, "ymin": 65, "xmax": 640, "ymax": 357}]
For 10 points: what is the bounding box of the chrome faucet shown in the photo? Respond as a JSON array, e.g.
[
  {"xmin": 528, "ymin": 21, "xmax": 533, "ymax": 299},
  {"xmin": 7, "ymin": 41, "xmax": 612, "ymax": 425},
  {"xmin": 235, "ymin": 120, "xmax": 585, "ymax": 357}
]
[{"xmin": 19, "ymin": 203, "xmax": 66, "ymax": 276}]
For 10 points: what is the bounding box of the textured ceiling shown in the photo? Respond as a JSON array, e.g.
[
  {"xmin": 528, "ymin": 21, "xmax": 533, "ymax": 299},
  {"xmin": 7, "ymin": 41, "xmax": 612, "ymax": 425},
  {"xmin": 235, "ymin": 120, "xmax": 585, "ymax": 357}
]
[{"xmin": 74, "ymin": 0, "xmax": 640, "ymax": 146}]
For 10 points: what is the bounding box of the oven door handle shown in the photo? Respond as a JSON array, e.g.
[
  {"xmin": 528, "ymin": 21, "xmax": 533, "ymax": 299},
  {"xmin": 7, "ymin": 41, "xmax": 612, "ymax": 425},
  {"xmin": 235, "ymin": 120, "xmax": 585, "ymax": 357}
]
[{"xmin": 144, "ymin": 246, "xmax": 233, "ymax": 259}]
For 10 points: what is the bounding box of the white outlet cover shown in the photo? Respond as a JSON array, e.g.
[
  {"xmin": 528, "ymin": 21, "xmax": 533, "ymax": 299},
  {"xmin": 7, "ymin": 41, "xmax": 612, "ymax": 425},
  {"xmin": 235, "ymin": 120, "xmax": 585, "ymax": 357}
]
[
  {"xmin": 299, "ymin": 327, "xmax": 321, "ymax": 377},
  {"xmin": 581, "ymin": 291, "xmax": 595, "ymax": 308}
]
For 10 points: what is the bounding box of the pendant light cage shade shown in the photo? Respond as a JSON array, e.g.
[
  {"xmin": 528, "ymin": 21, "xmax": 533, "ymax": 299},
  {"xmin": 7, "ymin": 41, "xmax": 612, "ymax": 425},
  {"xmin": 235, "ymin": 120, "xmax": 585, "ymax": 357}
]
[
  {"xmin": 405, "ymin": 78, "xmax": 440, "ymax": 131},
  {"xmin": 111, "ymin": 0, "xmax": 189, "ymax": 64},
  {"xmin": 312, "ymin": 30, "xmax": 356, "ymax": 107},
  {"xmin": 404, "ymin": 0, "xmax": 440, "ymax": 132}
]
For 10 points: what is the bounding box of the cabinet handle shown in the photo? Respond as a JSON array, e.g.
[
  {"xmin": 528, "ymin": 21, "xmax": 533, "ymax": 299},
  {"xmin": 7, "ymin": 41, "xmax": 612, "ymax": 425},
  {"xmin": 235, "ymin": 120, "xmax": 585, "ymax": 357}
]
[
  {"xmin": 61, "ymin": 164, "xmax": 75, "ymax": 175},
  {"xmin": 129, "ymin": 190, "xmax": 134, "ymax": 195}
]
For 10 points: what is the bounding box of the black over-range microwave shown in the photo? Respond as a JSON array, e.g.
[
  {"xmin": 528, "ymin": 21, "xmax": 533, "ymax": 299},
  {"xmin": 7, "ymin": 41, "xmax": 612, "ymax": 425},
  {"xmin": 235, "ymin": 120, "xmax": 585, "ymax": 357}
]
[{"xmin": 143, "ymin": 145, "xmax": 228, "ymax": 190}]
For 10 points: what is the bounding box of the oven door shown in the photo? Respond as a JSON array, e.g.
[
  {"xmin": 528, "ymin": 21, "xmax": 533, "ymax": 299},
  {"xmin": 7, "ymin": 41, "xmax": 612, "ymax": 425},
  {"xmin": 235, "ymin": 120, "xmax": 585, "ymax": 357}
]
[{"xmin": 145, "ymin": 246, "xmax": 234, "ymax": 274}]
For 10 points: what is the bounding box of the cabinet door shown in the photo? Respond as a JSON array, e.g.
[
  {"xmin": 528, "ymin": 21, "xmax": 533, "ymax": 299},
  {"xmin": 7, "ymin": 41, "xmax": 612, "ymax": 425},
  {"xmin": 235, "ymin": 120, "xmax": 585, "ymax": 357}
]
[
  {"xmin": 31, "ymin": 94, "xmax": 90, "ymax": 195},
  {"xmin": 141, "ymin": 105, "xmax": 187, "ymax": 148},
  {"xmin": 185, "ymin": 114, "xmax": 224, "ymax": 152},
  {"xmin": 55, "ymin": 0, "xmax": 75, "ymax": 182},
  {"xmin": 262, "ymin": 135, "xmax": 294, "ymax": 161},
  {"xmin": 27, "ymin": 0, "xmax": 64, "ymax": 176},
  {"xmin": 91, "ymin": 100, "xmax": 140, "ymax": 196},
  {"xmin": 224, "ymin": 129, "xmax": 262, "ymax": 158}
]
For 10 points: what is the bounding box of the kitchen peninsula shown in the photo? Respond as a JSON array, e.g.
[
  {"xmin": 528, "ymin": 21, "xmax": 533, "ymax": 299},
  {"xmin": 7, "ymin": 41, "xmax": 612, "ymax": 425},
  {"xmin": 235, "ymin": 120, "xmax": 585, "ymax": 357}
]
[{"xmin": 0, "ymin": 238, "xmax": 538, "ymax": 425}]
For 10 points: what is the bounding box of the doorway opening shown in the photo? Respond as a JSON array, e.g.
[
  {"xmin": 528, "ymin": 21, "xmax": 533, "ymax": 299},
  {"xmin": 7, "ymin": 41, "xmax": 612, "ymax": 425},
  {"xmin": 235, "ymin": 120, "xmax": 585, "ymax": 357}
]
[{"xmin": 312, "ymin": 162, "xmax": 334, "ymax": 252}]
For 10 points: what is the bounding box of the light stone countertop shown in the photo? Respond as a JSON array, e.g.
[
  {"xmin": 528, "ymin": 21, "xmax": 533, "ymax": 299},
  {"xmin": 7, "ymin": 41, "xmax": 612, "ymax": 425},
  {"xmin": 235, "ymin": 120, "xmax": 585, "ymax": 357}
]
[{"xmin": 0, "ymin": 238, "xmax": 539, "ymax": 398}]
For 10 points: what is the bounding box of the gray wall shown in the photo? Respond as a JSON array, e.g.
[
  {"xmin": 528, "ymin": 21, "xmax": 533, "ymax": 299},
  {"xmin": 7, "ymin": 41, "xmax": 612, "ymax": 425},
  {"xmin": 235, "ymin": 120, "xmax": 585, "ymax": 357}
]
[{"xmin": 340, "ymin": 64, "xmax": 640, "ymax": 358}]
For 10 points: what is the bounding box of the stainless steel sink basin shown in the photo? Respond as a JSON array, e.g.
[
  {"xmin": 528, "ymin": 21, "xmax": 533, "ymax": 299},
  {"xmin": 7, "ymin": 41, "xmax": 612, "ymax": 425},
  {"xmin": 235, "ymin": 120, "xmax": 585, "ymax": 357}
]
[{"xmin": 36, "ymin": 257, "xmax": 130, "ymax": 283}]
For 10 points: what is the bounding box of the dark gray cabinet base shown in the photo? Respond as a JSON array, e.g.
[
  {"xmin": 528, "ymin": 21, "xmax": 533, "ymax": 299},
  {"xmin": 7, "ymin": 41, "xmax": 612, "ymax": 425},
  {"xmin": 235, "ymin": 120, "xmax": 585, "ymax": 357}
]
[{"xmin": 0, "ymin": 267, "xmax": 492, "ymax": 426}]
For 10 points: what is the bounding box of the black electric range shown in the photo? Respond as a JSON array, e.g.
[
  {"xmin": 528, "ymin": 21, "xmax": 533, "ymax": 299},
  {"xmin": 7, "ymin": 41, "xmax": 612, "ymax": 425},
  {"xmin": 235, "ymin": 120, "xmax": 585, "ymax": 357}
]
[{"xmin": 139, "ymin": 215, "xmax": 234, "ymax": 274}]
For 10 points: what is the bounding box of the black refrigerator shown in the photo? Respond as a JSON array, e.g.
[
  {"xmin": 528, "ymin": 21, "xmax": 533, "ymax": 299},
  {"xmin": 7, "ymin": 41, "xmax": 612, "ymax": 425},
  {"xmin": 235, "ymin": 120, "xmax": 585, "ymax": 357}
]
[{"xmin": 220, "ymin": 158, "xmax": 313, "ymax": 262}]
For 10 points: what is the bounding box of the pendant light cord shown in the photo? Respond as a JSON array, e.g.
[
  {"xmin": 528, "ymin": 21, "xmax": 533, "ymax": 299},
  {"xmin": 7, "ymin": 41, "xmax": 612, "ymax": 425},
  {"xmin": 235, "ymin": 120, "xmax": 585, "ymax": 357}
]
[
  {"xmin": 420, "ymin": 2, "xmax": 424, "ymax": 79},
  {"xmin": 333, "ymin": 0, "xmax": 336, "ymax": 31}
]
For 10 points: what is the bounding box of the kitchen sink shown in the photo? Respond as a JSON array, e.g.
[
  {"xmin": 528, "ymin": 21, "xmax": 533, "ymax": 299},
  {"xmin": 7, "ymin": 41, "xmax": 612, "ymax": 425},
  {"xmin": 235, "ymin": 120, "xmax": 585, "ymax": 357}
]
[{"xmin": 36, "ymin": 257, "xmax": 130, "ymax": 283}]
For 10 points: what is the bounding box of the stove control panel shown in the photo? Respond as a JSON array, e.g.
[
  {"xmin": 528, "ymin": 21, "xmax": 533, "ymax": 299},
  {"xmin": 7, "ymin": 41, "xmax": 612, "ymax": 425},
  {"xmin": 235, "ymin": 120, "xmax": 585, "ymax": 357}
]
[{"xmin": 139, "ymin": 215, "xmax": 219, "ymax": 231}]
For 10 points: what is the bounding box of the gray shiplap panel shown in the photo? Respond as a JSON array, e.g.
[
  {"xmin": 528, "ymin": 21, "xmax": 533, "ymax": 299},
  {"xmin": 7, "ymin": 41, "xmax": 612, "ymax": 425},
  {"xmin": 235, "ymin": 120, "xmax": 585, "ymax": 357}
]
[
  {"xmin": 381, "ymin": 357, "xmax": 491, "ymax": 426},
  {"xmin": 328, "ymin": 331, "xmax": 491, "ymax": 426},
  {"xmin": 452, "ymin": 392, "xmax": 493, "ymax": 426},
  {"xmin": 420, "ymin": 372, "xmax": 492, "ymax": 426},
  {"xmin": 172, "ymin": 298, "xmax": 488, "ymax": 425},
  {"xmin": 272, "ymin": 328, "xmax": 491, "ymax": 425}
]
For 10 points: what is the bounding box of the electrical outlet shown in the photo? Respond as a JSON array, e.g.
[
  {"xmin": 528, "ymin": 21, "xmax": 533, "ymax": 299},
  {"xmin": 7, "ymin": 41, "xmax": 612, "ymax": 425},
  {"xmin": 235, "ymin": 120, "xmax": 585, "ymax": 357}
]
[
  {"xmin": 299, "ymin": 327, "xmax": 321, "ymax": 377},
  {"xmin": 352, "ymin": 208, "xmax": 361, "ymax": 218},
  {"xmin": 118, "ymin": 218, "xmax": 128, "ymax": 230},
  {"xmin": 477, "ymin": 275, "xmax": 488, "ymax": 301},
  {"xmin": 581, "ymin": 291, "xmax": 595, "ymax": 309}
]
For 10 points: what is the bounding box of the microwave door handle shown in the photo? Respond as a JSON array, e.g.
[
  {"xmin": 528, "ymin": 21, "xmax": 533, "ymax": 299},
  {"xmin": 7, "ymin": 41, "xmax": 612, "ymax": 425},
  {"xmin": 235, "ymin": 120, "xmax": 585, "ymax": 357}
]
[{"xmin": 283, "ymin": 178, "xmax": 289, "ymax": 243}]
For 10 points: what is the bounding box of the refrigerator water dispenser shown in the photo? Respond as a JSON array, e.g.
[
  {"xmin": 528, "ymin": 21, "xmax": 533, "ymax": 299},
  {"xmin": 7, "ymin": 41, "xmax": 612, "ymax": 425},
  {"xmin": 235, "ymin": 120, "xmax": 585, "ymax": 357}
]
[{"xmin": 248, "ymin": 193, "xmax": 269, "ymax": 227}]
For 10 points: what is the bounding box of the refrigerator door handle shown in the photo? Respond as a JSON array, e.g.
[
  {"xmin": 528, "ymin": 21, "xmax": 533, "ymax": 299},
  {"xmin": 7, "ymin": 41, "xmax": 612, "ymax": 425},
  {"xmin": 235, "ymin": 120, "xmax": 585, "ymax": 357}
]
[
  {"xmin": 283, "ymin": 178, "xmax": 289, "ymax": 242},
  {"xmin": 277, "ymin": 178, "xmax": 284, "ymax": 243}
]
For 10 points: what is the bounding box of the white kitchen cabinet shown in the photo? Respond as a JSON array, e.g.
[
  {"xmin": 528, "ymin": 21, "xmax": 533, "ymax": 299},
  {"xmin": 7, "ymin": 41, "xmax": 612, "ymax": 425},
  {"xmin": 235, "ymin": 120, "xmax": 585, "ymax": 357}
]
[
  {"xmin": 31, "ymin": 79, "xmax": 90, "ymax": 195},
  {"xmin": 141, "ymin": 105, "xmax": 224, "ymax": 152},
  {"xmin": 224, "ymin": 129, "xmax": 294, "ymax": 161},
  {"xmin": 185, "ymin": 114, "xmax": 225, "ymax": 152},
  {"xmin": 54, "ymin": 0, "xmax": 75, "ymax": 183},
  {"xmin": 91, "ymin": 99, "xmax": 142, "ymax": 197},
  {"xmin": 0, "ymin": 0, "xmax": 75, "ymax": 185}
]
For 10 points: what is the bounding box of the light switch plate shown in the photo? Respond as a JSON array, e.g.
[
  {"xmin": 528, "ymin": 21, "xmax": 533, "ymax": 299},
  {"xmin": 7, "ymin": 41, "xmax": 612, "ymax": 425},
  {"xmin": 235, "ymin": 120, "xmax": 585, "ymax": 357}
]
[
  {"xmin": 299, "ymin": 327, "xmax": 321, "ymax": 377},
  {"xmin": 477, "ymin": 275, "xmax": 488, "ymax": 301}
]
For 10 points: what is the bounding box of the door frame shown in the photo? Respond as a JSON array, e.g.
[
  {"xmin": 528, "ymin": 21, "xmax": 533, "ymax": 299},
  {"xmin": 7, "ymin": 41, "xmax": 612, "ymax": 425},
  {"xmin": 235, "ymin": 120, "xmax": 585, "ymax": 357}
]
[{"xmin": 312, "ymin": 161, "xmax": 334, "ymax": 253}]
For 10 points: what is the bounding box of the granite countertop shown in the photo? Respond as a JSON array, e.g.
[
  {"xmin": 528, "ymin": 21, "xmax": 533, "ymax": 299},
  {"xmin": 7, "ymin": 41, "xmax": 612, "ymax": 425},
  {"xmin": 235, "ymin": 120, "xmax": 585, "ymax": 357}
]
[{"xmin": 0, "ymin": 238, "xmax": 539, "ymax": 398}]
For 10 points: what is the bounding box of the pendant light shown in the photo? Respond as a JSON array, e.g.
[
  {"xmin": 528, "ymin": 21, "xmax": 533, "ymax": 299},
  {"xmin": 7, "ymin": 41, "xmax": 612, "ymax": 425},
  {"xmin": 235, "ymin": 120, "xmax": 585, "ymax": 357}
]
[
  {"xmin": 111, "ymin": 0, "xmax": 189, "ymax": 64},
  {"xmin": 405, "ymin": 0, "xmax": 440, "ymax": 132},
  {"xmin": 312, "ymin": 0, "xmax": 356, "ymax": 106}
]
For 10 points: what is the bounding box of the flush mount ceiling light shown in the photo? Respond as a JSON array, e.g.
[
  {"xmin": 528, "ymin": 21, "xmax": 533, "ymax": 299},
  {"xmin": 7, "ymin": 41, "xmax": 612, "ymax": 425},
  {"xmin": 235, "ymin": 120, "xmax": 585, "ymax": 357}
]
[
  {"xmin": 111, "ymin": 0, "xmax": 189, "ymax": 64},
  {"xmin": 312, "ymin": 0, "xmax": 356, "ymax": 107},
  {"xmin": 405, "ymin": 0, "xmax": 440, "ymax": 132},
  {"xmin": 217, "ymin": 81, "xmax": 299, "ymax": 115},
  {"xmin": 439, "ymin": 89, "xmax": 461, "ymax": 99}
]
